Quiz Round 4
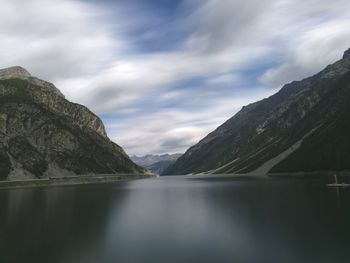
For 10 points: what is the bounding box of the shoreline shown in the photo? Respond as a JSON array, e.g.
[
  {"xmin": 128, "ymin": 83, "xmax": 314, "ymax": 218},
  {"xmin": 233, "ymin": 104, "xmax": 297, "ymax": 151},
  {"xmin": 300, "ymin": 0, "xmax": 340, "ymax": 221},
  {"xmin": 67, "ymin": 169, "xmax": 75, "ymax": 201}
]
[
  {"xmin": 175, "ymin": 172, "xmax": 350, "ymax": 181},
  {"xmin": 0, "ymin": 173, "xmax": 157, "ymax": 190},
  {"xmin": 267, "ymin": 171, "xmax": 350, "ymax": 178},
  {"xmin": 2, "ymin": 172, "xmax": 349, "ymax": 190}
]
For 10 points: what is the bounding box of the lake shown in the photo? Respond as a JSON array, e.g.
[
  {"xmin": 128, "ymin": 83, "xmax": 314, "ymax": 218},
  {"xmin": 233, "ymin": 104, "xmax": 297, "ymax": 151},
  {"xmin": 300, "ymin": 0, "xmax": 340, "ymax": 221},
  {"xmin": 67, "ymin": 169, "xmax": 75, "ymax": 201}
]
[{"xmin": 0, "ymin": 175, "xmax": 350, "ymax": 263}]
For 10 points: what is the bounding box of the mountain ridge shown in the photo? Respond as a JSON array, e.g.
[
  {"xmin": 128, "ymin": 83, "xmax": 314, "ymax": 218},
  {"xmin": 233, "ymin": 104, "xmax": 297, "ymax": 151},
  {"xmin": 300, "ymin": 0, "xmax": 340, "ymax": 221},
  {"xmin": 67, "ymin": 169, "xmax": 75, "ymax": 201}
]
[
  {"xmin": 0, "ymin": 67, "xmax": 145, "ymax": 180},
  {"xmin": 164, "ymin": 48, "xmax": 350, "ymax": 175}
]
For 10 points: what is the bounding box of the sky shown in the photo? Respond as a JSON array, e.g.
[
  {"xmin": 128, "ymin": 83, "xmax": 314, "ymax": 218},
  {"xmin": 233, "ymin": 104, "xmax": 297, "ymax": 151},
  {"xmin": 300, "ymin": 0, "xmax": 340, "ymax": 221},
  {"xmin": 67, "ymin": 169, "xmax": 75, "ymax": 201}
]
[{"xmin": 1, "ymin": 0, "xmax": 350, "ymax": 156}]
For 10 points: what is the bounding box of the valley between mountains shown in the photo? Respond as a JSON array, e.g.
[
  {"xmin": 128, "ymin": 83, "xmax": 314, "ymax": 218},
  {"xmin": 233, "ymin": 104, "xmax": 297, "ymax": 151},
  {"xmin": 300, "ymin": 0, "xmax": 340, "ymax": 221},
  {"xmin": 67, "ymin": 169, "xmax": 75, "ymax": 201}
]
[{"xmin": 2, "ymin": 48, "xmax": 350, "ymax": 180}]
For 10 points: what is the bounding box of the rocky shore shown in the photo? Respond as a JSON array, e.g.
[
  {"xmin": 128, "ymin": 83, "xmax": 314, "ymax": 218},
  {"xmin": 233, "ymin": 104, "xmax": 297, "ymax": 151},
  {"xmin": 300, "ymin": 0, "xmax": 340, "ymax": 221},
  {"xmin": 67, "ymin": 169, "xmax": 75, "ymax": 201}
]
[{"xmin": 0, "ymin": 173, "xmax": 157, "ymax": 189}]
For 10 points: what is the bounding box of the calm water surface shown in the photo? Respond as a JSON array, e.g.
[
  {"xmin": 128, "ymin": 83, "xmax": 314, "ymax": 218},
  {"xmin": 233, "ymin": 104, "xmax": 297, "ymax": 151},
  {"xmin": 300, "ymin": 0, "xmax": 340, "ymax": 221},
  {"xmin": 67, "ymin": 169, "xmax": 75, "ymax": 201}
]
[{"xmin": 1, "ymin": 175, "xmax": 350, "ymax": 263}]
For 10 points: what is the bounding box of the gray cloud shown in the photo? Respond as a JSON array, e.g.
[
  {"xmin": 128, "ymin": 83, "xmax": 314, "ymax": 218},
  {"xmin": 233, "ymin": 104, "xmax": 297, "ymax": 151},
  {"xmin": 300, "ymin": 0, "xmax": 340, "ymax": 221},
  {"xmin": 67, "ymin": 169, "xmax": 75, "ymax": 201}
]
[
  {"xmin": 2, "ymin": 0, "xmax": 350, "ymax": 155},
  {"xmin": 105, "ymin": 90, "xmax": 273, "ymax": 155},
  {"xmin": 183, "ymin": 0, "xmax": 276, "ymax": 53},
  {"xmin": 0, "ymin": 0, "xmax": 120, "ymax": 80},
  {"xmin": 260, "ymin": 19, "xmax": 350, "ymax": 87}
]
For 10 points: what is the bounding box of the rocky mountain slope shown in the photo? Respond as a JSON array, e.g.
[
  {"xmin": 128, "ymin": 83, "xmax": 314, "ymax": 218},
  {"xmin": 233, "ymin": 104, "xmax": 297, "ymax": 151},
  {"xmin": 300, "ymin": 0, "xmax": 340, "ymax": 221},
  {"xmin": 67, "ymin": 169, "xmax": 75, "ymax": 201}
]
[
  {"xmin": 164, "ymin": 48, "xmax": 350, "ymax": 175},
  {"xmin": 0, "ymin": 66, "xmax": 145, "ymax": 180},
  {"xmin": 131, "ymin": 154, "xmax": 181, "ymax": 174}
]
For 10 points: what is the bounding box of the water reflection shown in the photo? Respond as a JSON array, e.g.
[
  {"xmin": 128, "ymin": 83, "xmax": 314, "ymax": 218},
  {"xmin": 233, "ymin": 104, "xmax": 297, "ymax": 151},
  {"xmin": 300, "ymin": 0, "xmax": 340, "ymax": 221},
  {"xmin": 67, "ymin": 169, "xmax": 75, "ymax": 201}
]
[
  {"xmin": 0, "ymin": 176, "xmax": 350, "ymax": 263},
  {"xmin": 0, "ymin": 185, "xmax": 124, "ymax": 263}
]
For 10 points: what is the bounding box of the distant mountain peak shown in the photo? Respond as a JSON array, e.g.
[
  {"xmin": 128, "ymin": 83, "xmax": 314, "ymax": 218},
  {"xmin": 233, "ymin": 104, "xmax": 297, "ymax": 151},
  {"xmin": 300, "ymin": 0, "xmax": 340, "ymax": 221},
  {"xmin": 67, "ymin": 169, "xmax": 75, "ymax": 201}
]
[
  {"xmin": 0, "ymin": 66, "xmax": 66, "ymax": 98},
  {"xmin": 0, "ymin": 66, "xmax": 31, "ymax": 80},
  {"xmin": 131, "ymin": 153, "xmax": 182, "ymax": 174},
  {"xmin": 343, "ymin": 48, "xmax": 350, "ymax": 59}
]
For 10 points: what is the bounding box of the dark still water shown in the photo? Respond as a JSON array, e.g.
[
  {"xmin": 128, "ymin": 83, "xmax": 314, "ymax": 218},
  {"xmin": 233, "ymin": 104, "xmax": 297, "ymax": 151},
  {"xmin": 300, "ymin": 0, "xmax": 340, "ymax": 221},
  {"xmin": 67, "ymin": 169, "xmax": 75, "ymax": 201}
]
[{"xmin": 1, "ymin": 175, "xmax": 350, "ymax": 263}]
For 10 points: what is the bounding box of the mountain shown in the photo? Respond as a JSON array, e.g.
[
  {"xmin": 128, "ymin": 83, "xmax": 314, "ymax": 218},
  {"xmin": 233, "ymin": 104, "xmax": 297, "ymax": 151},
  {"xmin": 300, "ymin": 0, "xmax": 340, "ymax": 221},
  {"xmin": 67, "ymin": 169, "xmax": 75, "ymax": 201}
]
[
  {"xmin": 0, "ymin": 66, "xmax": 145, "ymax": 180},
  {"xmin": 164, "ymin": 48, "xmax": 350, "ymax": 175},
  {"xmin": 131, "ymin": 154, "xmax": 182, "ymax": 174}
]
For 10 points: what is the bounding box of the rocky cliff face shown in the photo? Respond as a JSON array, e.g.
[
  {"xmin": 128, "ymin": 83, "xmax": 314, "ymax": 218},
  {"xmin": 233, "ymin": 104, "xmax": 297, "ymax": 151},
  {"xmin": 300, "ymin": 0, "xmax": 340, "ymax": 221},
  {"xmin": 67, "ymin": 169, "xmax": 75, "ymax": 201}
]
[
  {"xmin": 164, "ymin": 48, "xmax": 350, "ymax": 175},
  {"xmin": 0, "ymin": 67, "xmax": 145, "ymax": 180}
]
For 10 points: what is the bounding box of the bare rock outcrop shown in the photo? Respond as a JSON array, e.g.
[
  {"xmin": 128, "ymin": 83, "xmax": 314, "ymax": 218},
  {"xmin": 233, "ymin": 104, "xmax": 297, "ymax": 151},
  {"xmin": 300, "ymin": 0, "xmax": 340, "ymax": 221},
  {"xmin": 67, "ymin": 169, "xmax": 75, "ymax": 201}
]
[{"xmin": 0, "ymin": 67, "xmax": 145, "ymax": 180}]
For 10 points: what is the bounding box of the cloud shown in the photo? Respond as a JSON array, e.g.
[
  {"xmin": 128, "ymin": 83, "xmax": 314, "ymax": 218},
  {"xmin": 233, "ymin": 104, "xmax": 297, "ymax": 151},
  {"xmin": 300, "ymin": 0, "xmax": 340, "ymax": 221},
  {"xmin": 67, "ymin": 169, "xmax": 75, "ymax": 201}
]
[
  {"xmin": 0, "ymin": 0, "xmax": 120, "ymax": 80},
  {"xmin": 104, "ymin": 89, "xmax": 273, "ymax": 155},
  {"xmin": 259, "ymin": 18, "xmax": 350, "ymax": 87},
  {"xmin": 2, "ymin": 0, "xmax": 350, "ymax": 155},
  {"xmin": 183, "ymin": 0, "xmax": 276, "ymax": 53},
  {"xmin": 263, "ymin": 0, "xmax": 350, "ymax": 86}
]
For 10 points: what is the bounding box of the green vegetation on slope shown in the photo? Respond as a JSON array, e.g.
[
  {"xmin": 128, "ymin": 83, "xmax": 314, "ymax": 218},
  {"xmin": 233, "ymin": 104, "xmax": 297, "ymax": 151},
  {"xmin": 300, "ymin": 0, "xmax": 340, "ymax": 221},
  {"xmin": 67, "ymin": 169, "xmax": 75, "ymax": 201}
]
[{"xmin": 271, "ymin": 72, "xmax": 350, "ymax": 173}]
